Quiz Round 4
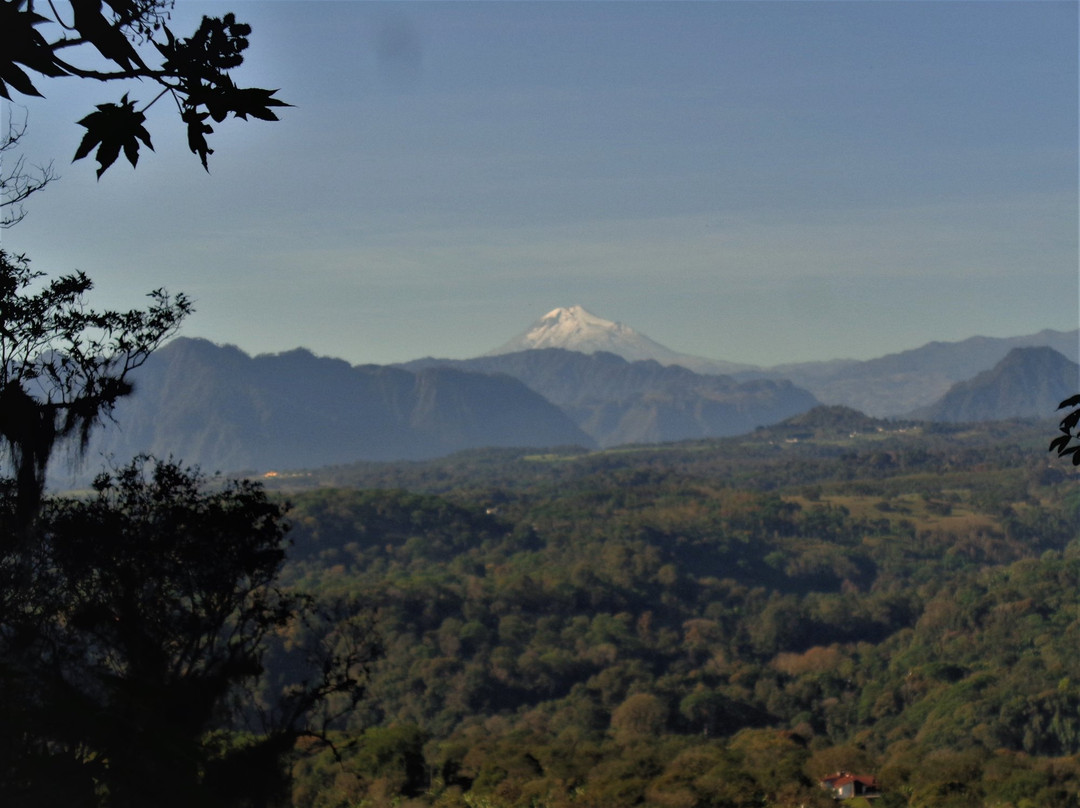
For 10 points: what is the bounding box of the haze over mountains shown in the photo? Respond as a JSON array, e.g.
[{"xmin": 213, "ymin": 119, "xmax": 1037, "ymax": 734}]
[
  {"xmin": 81, "ymin": 306, "xmax": 1078, "ymax": 476},
  {"xmin": 911, "ymin": 346, "xmax": 1079, "ymax": 423},
  {"xmin": 486, "ymin": 306, "xmax": 1080, "ymax": 417},
  {"xmin": 760, "ymin": 330, "xmax": 1080, "ymax": 416},
  {"xmin": 90, "ymin": 339, "xmax": 591, "ymax": 472},
  {"xmin": 403, "ymin": 349, "xmax": 816, "ymax": 448}
]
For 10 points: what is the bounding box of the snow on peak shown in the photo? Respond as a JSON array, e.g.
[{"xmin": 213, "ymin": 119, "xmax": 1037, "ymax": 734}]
[
  {"xmin": 530, "ymin": 306, "xmax": 633, "ymax": 346},
  {"xmin": 483, "ymin": 306, "xmax": 762, "ymax": 375},
  {"xmin": 541, "ymin": 305, "xmax": 613, "ymax": 326},
  {"xmin": 486, "ymin": 305, "xmax": 680, "ymax": 363}
]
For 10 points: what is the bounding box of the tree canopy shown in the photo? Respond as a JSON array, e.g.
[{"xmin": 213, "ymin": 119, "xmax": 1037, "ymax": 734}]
[
  {"xmin": 2, "ymin": 457, "xmax": 375, "ymax": 807},
  {"xmin": 272, "ymin": 427, "xmax": 1080, "ymax": 808}
]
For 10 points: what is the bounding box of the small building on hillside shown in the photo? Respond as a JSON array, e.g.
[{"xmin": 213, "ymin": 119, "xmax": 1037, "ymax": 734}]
[{"xmin": 819, "ymin": 771, "xmax": 882, "ymax": 801}]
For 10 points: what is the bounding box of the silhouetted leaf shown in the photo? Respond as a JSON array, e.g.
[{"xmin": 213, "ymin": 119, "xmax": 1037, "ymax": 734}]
[
  {"xmin": 1049, "ymin": 435, "xmax": 1071, "ymax": 454},
  {"xmin": 199, "ymin": 80, "xmax": 290, "ymax": 123},
  {"xmin": 0, "ymin": 60, "xmax": 41, "ymax": 100},
  {"xmin": 181, "ymin": 107, "xmax": 214, "ymax": 170},
  {"xmin": 1058, "ymin": 394, "xmax": 1080, "ymax": 410},
  {"xmin": 1059, "ymin": 409, "xmax": 1080, "ymax": 433},
  {"xmin": 4, "ymin": 4, "xmax": 287, "ymax": 173},
  {"xmin": 71, "ymin": 0, "xmax": 147, "ymax": 71},
  {"xmin": 74, "ymin": 94, "xmax": 154, "ymax": 177},
  {"xmin": 0, "ymin": 2, "xmax": 68, "ymax": 99}
]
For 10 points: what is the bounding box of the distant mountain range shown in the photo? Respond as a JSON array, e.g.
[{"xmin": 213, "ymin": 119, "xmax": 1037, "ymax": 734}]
[
  {"xmin": 72, "ymin": 307, "xmax": 1079, "ymax": 476},
  {"xmin": 755, "ymin": 330, "xmax": 1080, "ymax": 417},
  {"xmin": 87, "ymin": 338, "xmax": 592, "ymax": 473},
  {"xmin": 403, "ymin": 348, "xmax": 817, "ymax": 447},
  {"xmin": 910, "ymin": 347, "xmax": 1079, "ymax": 423},
  {"xmin": 483, "ymin": 306, "xmax": 1079, "ymax": 417}
]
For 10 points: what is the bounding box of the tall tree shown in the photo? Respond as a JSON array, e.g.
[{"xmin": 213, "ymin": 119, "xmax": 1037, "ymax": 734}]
[{"xmin": 0, "ymin": 248, "xmax": 191, "ymax": 528}]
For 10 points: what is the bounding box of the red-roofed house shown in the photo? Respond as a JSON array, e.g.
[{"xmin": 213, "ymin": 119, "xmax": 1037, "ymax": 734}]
[{"xmin": 820, "ymin": 771, "xmax": 882, "ymax": 801}]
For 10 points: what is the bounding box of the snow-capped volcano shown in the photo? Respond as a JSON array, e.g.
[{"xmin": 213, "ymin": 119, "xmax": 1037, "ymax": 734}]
[
  {"xmin": 486, "ymin": 305, "xmax": 753, "ymax": 374},
  {"xmin": 488, "ymin": 306, "xmax": 660, "ymax": 359}
]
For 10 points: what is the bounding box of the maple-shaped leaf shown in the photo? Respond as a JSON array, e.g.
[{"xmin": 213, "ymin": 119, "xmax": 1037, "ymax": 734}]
[
  {"xmin": 198, "ymin": 79, "xmax": 291, "ymax": 123},
  {"xmin": 74, "ymin": 94, "xmax": 154, "ymax": 178}
]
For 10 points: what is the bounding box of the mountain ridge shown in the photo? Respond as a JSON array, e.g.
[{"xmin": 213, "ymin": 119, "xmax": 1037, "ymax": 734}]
[
  {"xmin": 85, "ymin": 338, "xmax": 594, "ymax": 475},
  {"xmin": 480, "ymin": 305, "xmax": 1078, "ymax": 417},
  {"xmin": 910, "ymin": 346, "xmax": 1080, "ymax": 422},
  {"xmin": 403, "ymin": 348, "xmax": 819, "ymax": 447},
  {"xmin": 483, "ymin": 305, "xmax": 1077, "ymax": 416},
  {"xmin": 68, "ymin": 309, "xmax": 1080, "ymax": 477},
  {"xmin": 752, "ymin": 328, "xmax": 1080, "ymax": 416}
]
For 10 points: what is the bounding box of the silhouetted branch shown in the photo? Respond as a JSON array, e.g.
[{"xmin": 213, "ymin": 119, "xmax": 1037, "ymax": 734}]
[
  {"xmin": 2, "ymin": 1, "xmax": 288, "ymax": 176},
  {"xmin": 0, "ymin": 110, "xmax": 57, "ymax": 228}
]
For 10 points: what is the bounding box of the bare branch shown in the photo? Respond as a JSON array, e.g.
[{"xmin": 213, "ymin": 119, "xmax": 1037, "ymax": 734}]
[{"xmin": 1, "ymin": 109, "xmax": 58, "ymax": 228}]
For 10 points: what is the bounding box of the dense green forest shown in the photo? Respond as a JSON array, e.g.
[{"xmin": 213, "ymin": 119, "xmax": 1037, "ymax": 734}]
[{"xmin": 259, "ymin": 411, "xmax": 1080, "ymax": 808}]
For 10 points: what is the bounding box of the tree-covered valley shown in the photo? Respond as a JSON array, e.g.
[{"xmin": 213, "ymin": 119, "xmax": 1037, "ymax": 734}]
[
  {"xmin": 3, "ymin": 2, "xmax": 1077, "ymax": 806},
  {"xmin": 263, "ymin": 411, "xmax": 1080, "ymax": 808}
]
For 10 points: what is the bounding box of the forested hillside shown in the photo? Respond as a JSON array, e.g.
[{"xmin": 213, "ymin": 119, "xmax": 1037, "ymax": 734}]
[{"xmin": 267, "ymin": 414, "xmax": 1080, "ymax": 808}]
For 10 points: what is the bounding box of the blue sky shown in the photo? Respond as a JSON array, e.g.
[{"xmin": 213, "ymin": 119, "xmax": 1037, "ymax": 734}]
[{"xmin": 6, "ymin": 0, "xmax": 1078, "ymax": 367}]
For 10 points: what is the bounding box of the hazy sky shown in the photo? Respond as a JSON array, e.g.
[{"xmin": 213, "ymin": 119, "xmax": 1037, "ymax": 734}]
[{"xmin": 6, "ymin": 0, "xmax": 1078, "ymax": 367}]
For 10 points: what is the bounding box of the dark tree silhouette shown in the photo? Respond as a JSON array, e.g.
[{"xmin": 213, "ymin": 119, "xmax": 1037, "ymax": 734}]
[
  {"xmin": 2, "ymin": 0, "xmax": 288, "ymax": 176},
  {"xmin": 1049, "ymin": 394, "xmax": 1080, "ymax": 465},
  {"xmin": 0, "ymin": 248, "xmax": 191, "ymax": 529},
  {"xmin": 1, "ymin": 457, "xmax": 376, "ymax": 807}
]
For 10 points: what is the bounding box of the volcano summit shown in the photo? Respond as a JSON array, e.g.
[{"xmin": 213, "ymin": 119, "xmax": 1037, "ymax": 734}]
[{"xmin": 487, "ymin": 305, "xmax": 752, "ymax": 374}]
